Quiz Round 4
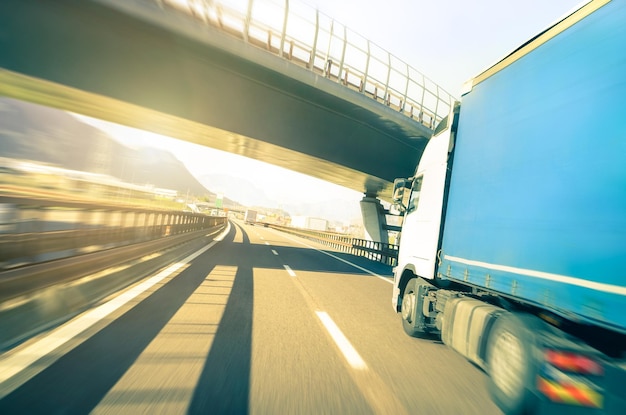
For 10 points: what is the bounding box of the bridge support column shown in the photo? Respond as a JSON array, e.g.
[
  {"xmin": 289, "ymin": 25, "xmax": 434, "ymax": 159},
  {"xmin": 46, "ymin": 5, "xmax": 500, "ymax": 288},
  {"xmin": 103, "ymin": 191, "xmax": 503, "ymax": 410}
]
[{"xmin": 359, "ymin": 194, "xmax": 389, "ymax": 243}]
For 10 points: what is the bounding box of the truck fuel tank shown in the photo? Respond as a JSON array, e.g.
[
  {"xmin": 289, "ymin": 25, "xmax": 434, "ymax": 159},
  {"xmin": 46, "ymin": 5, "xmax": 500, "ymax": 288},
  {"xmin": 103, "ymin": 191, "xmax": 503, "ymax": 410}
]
[{"xmin": 439, "ymin": 295, "xmax": 505, "ymax": 370}]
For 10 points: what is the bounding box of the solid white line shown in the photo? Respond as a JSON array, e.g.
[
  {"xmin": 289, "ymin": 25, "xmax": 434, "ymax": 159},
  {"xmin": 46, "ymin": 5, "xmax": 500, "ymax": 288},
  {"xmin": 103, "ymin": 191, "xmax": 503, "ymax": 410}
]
[
  {"xmin": 215, "ymin": 222, "xmax": 230, "ymax": 241},
  {"xmin": 271, "ymin": 250, "xmax": 279, "ymax": 256},
  {"xmin": 316, "ymin": 311, "xmax": 366, "ymax": 370},
  {"xmin": 444, "ymin": 254, "xmax": 626, "ymax": 296},
  {"xmin": 272, "ymin": 231, "xmax": 393, "ymax": 284},
  {"xmin": 0, "ymin": 223, "xmax": 231, "ymax": 385},
  {"xmin": 283, "ymin": 265, "xmax": 296, "ymax": 277}
]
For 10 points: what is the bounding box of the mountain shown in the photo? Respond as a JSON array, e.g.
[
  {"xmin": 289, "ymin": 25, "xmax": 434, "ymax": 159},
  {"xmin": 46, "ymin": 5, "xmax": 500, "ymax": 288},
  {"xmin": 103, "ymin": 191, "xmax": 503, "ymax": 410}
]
[
  {"xmin": 0, "ymin": 98, "xmax": 362, "ymax": 223},
  {"xmin": 0, "ymin": 98, "xmax": 210, "ymax": 196},
  {"xmin": 198, "ymin": 174, "xmax": 276, "ymax": 208}
]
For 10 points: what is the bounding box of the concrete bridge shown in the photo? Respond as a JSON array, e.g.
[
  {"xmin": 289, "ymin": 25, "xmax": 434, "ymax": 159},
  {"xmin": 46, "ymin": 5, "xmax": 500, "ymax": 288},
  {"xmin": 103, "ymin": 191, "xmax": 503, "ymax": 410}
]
[{"xmin": 0, "ymin": 0, "xmax": 455, "ymax": 240}]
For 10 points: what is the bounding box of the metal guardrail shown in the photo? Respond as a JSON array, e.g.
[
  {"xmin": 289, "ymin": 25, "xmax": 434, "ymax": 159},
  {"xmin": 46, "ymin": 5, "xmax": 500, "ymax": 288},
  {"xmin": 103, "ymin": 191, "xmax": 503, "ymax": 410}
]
[
  {"xmin": 0, "ymin": 224, "xmax": 225, "ymax": 303},
  {"xmin": 352, "ymin": 238, "xmax": 399, "ymax": 266},
  {"xmin": 0, "ymin": 196, "xmax": 227, "ymax": 269},
  {"xmin": 159, "ymin": 0, "xmax": 456, "ymax": 129},
  {"xmin": 0, "ymin": 195, "xmax": 228, "ymax": 348},
  {"xmin": 264, "ymin": 223, "xmax": 398, "ymax": 266}
]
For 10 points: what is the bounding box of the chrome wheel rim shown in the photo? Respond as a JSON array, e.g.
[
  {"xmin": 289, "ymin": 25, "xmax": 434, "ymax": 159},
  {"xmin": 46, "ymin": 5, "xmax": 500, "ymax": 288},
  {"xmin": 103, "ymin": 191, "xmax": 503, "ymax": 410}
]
[{"xmin": 401, "ymin": 291, "xmax": 415, "ymax": 322}]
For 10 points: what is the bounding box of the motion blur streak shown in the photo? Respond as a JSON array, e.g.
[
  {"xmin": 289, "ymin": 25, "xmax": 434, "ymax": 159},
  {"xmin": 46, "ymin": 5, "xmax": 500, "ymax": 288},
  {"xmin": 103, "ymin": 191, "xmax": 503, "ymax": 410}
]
[{"xmin": 0, "ymin": 224, "xmax": 230, "ymax": 389}]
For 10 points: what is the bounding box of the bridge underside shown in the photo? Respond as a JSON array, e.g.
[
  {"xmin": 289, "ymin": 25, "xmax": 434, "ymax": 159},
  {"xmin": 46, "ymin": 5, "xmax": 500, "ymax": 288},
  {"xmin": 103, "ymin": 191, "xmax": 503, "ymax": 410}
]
[{"xmin": 0, "ymin": 0, "xmax": 433, "ymax": 200}]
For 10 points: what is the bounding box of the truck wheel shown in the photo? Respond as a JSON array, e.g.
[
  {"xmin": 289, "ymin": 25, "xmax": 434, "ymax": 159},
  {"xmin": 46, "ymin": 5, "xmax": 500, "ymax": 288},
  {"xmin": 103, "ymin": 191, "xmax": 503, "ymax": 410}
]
[
  {"xmin": 486, "ymin": 313, "xmax": 538, "ymax": 415},
  {"xmin": 401, "ymin": 278, "xmax": 426, "ymax": 337}
]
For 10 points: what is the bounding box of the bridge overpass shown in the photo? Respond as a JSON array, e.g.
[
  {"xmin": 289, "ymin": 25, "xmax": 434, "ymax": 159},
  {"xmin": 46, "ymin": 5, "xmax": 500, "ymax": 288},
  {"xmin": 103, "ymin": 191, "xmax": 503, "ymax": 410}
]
[{"xmin": 0, "ymin": 0, "xmax": 455, "ymax": 240}]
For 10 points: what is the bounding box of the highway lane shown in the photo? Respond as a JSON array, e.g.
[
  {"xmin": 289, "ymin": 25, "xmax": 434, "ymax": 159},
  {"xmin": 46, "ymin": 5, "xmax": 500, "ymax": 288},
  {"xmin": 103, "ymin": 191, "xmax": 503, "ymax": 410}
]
[{"xmin": 0, "ymin": 220, "xmax": 501, "ymax": 414}]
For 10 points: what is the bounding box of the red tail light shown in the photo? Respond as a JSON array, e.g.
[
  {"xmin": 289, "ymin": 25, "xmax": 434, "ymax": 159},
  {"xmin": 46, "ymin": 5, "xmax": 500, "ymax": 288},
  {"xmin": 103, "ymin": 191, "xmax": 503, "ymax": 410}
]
[{"xmin": 545, "ymin": 350, "xmax": 603, "ymax": 376}]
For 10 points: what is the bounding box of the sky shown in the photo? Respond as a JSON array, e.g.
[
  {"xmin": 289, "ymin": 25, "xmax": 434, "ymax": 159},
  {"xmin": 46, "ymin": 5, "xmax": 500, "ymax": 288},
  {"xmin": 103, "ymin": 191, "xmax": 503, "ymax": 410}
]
[{"xmin": 79, "ymin": 0, "xmax": 584, "ymax": 222}]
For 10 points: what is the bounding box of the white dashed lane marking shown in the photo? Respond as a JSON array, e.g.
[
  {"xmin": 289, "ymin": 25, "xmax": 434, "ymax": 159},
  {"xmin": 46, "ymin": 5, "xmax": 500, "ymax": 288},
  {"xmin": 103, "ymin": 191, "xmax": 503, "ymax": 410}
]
[
  {"xmin": 315, "ymin": 311, "xmax": 366, "ymax": 369},
  {"xmin": 270, "ymin": 230, "xmax": 393, "ymax": 284}
]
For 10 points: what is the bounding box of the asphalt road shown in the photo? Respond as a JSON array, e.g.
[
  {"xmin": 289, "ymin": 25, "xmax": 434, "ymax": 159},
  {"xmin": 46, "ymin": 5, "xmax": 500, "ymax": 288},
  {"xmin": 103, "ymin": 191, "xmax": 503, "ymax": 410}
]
[{"xmin": 0, "ymin": 221, "xmax": 501, "ymax": 414}]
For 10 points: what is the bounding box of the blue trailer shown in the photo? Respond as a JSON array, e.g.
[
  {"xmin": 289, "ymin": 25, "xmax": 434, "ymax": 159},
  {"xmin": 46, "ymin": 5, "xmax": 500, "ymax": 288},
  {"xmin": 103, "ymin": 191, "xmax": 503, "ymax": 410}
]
[{"xmin": 391, "ymin": 1, "xmax": 626, "ymax": 413}]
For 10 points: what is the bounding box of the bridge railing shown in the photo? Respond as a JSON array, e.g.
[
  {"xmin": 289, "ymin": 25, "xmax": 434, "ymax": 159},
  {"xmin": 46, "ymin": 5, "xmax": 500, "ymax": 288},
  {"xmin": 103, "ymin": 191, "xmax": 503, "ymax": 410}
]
[
  {"xmin": 0, "ymin": 196, "xmax": 227, "ymax": 270},
  {"xmin": 263, "ymin": 223, "xmax": 398, "ymax": 266},
  {"xmin": 160, "ymin": 0, "xmax": 456, "ymax": 129}
]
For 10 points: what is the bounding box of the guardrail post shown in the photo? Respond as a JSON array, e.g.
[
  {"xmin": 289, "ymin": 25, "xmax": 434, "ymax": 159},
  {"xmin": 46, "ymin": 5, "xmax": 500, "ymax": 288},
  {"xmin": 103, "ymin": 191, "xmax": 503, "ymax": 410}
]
[
  {"xmin": 122, "ymin": 211, "xmax": 129, "ymax": 242},
  {"xmin": 149, "ymin": 212, "xmax": 156, "ymax": 239},
  {"xmin": 244, "ymin": 0, "xmax": 254, "ymax": 42},
  {"xmin": 419, "ymin": 73, "xmax": 426, "ymax": 123},
  {"xmin": 384, "ymin": 51, "xmax": 391, "ymax": 103},
  {"xmin": 403, "ymin": 63, "xmax": 410, "ymax": 112},
  {"xmin": 338, "ymin": 25, "xmax": 347, "ymax": 84},
  {"xmin": 363, "ymin": 40, "xmax": 370, "ymax": 93},
  {"xmin": 279, "ymin": 0, "xmax": 289, "ymax": 57},
  {"xmin": 434, "ymin": 84, "xmax": 441, "ymax": 124},
  {"xmin": 133, "ymin": 211, "xmax": 140, "ymax": 242},
  {"xmin": 324, "ymin": 20, "xmax": 334, "ymax": 76},
  {"xmin": 309, "ymin": 9, "xmax": 319, "ymax": 69}
]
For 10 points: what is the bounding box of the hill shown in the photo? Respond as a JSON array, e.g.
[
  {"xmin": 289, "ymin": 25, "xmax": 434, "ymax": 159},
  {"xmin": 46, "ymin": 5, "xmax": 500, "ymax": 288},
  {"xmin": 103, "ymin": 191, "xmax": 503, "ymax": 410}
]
[{"xmin": 0, "ymin": 98, "xmax": 210, "ymax": 197}]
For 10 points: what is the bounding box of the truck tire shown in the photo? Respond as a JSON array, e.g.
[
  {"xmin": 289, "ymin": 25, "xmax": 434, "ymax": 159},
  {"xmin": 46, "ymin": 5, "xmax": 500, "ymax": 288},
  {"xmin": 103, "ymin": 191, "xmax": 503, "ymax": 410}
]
[
  {"xmin": 401, "ymin": 278, "xmax": 427, "ymax": 337},
  {"xmin": 486, "ymin": 313, "xmax": 539, "ymax": 415}
]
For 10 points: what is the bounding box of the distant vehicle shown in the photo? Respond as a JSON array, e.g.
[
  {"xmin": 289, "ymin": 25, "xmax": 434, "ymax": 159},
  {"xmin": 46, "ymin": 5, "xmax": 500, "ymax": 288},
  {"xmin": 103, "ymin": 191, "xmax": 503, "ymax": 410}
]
[
  {"xmin": 291, "ymin": 216, "xmax": 327, "ymax": 231},
  {"xmin": 390, "ymin": 2, "xmax": 626, "ymax": 414},
  {"xmin": 244, "ymin": 209, "xmax": 257, "ymax": 225}
]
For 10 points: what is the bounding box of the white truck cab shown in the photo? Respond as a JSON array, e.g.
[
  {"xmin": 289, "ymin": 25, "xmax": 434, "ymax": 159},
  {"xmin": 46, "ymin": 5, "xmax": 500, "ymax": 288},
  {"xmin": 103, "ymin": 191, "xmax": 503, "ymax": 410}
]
[{"xmin": 392, "ymin": 104, "xmax": 458, "ymax": 312}]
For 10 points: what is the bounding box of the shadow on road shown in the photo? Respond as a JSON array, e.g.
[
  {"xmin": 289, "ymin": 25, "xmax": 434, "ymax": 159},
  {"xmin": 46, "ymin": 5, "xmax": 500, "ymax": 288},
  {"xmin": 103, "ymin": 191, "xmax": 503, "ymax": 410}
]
[
  {"xmin": 0, "ymin": 221, "xmax": 392, "ymax": 414},
  {"xmin": 188, "ymin": 222, "xmax": 253, "ymax": 414},
  {"xmin": 217, "ymin": 226, "xmax": 394, "ymax": 278},
  {"xmin": 0, "ymin": 226, "xmax": 238, "ymax": 414}
]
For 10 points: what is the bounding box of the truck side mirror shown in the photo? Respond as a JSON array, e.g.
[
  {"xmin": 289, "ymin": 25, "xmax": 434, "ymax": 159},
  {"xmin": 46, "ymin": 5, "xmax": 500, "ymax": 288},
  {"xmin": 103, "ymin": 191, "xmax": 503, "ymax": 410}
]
[{"xmin": 392, "ymin": 178, "xmax": 412, "ymax": 213}]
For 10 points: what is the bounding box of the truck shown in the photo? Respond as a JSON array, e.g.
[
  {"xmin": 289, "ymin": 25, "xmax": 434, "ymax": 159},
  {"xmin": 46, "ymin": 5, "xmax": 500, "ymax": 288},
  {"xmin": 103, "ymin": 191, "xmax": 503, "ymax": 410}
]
[
  {"xmin": 390, "ymin": 1, "xmax": 626, "ymax": 414},
  {"xmin": 244, "ymin": 209, "xmax": 257, "ymax": 225}
]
